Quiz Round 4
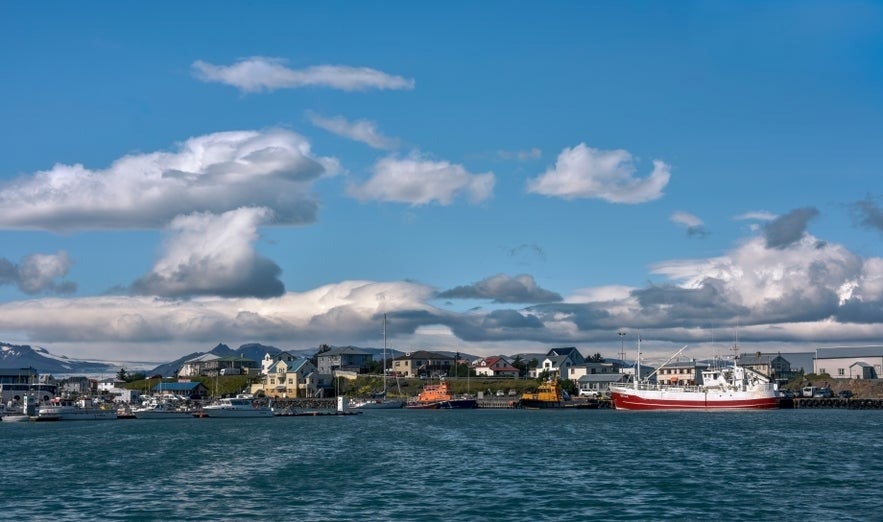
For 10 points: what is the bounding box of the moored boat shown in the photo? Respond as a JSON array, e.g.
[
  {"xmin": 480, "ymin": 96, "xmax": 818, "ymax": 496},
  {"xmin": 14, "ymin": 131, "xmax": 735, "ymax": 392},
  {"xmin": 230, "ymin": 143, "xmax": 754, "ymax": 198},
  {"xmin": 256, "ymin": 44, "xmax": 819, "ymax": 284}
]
[
  {"xmin": 132, "ymin": 398, "xmax": 192, "ymax": 419},
  {"xmin": 350, "ymin": 315, "xmax": 405, "ymax": 410},
  {"xmin": 38, "ymin": 397, "xmax": 118, "ymax": 421},
  {"xmin": 406, "ymin": 380, "xmax": 476, "ymax": 409},
  {"xmin": 194, "ymin": 394, "xmax": 274, "ymax": 418},
  {"xmin": 520, "ymin": 374, "xmax": 566, "ymax": 408},
  {"xmin": 349, "ymin": 394, "xmax": 404, "ymax": 409},
  {"xmin": 610, "ymin": 344, "xmax": 781, "ymax": 411}
]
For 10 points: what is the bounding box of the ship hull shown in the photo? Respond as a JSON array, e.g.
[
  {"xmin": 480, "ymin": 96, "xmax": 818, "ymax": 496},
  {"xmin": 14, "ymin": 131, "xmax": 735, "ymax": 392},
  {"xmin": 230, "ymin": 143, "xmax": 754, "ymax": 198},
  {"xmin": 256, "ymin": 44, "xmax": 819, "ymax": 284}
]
[
  {"xmin": 520, "ymin": 399, "xmax": 562, "ymax": 409},
  {"xmin": 610, "ymin": 389, "xmax": 780, "ymax": 411}
]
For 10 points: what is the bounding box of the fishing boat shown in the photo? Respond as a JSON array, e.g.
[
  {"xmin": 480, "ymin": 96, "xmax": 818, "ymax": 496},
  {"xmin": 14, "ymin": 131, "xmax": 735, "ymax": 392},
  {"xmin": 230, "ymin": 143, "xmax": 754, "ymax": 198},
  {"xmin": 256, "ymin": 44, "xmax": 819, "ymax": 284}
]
[
  {"xmin": 193, "ymin": 394, "xmax": 274, "ymax": 418},
  {"xmin": 520, "ymin": 373, "xmax": 567, "ymax": 408},
  {"xmin": 609, "ymin": 344, "xmax": 781, "ymax": 410},
  {"xmin": 350, "ymin": 314, "xmax": 404, "ymax": 410},
  {"xmin": 406, "ymin": 379, "xmax": 476, "ymax": 409}
]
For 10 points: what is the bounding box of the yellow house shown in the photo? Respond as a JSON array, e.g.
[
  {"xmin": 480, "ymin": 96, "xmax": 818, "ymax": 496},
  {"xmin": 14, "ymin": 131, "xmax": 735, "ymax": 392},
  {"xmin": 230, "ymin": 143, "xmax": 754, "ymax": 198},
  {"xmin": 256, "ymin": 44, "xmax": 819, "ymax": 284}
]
[{"xmin": 251, "ymin": 358, "xmax": 321, "ymax": 398}]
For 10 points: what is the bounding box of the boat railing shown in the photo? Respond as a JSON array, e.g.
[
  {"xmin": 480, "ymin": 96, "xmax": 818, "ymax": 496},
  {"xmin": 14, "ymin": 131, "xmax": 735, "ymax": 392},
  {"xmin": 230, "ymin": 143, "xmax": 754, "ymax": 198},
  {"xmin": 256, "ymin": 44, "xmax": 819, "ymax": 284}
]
[{"xmin": 614, "ymin": 382, "xmax": 705, "ymax": 393}]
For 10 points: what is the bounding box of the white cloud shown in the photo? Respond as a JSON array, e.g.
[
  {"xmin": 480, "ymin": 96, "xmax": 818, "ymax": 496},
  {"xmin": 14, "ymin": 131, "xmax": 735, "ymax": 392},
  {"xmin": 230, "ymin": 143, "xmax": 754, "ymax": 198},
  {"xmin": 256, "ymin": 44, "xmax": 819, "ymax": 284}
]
[
  {"xmin": 0, "ymin": 251, "xmax": 76, "ymax": 294},
  {"xmin": 671, "ymin": 211, "xmax": 708, "ymax": 237},
  {"xmin": 347, "ymin": 153, "xmax": 495, "ymax": 205},
  {"xmin": 192, "ymin": 57, "xmax": 415, "ymax": 93},
  {"xmin": 0, "ymin": 280, "xmax": 437, "ymax": 353},
  {"xmin": 671, "ymin": 211, "xmax": 703, "ymax": 229},
  {"xmin": 132, "ymin": 207, "xmax": 284, "ymax": 298},
  {"xmin": 0, "ymin": 129, "xmax": 338, "ymax": 231},
  {"xmin": 651, "ymin": 234, "xmax": 863, "ymax": 311},
  {"xmin": 526, "ymin": 143, "xmax": 670, "ymax": 203},
  {"xmin": 308, "ymin": 112, "xmax": 399, "ymax": 150}
]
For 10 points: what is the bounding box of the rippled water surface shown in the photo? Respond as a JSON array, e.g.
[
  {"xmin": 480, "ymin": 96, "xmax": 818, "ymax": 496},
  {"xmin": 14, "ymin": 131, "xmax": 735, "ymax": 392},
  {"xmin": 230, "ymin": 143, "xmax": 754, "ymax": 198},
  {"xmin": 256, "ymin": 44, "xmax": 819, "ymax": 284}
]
[{"xmin": 3, "ymin": 409, "xmax": 881, "ymax": 520}]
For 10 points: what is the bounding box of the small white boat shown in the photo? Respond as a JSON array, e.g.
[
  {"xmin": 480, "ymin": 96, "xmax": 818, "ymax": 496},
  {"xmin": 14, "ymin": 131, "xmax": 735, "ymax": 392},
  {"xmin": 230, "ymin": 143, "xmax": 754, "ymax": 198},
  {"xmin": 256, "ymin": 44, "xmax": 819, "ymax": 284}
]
[
  {"xmin": 2, "ymin": 395, "xmax": 36, "ymax": 422},
  {"xmin": 1, "ymin": 405, "xmax": 30, "ymax": 422},
  {"xmin": 194, "ymin": 394, "xmax": 274, "ymax": 418},
  {"xmin": 132, "ymin": 399, "xmax": 192, "ymax": 419}
]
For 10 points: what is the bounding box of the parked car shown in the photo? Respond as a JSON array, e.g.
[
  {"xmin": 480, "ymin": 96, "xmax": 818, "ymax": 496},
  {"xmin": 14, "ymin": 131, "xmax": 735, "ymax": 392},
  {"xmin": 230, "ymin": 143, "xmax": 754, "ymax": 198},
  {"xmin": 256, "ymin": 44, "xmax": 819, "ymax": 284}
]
[
  {"xmin": 813, "ymin": 387, "xmax": 833, "ymax": 398},
  {"xmin": 578, "ymin": 389, "xmax": 599, "ymax": 398},
  {"xmin": 779, "ymin": 390, "xmax": 795, "ymax": 399},
  {"xmin": 838, "ymin": 390, "xmax": 853, "ymax": 399}
]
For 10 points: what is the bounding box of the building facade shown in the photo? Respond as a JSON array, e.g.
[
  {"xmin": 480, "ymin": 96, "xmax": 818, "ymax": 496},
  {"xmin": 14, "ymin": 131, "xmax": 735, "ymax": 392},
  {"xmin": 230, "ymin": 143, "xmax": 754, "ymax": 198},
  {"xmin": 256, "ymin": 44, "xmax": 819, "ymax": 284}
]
[
  {"xmin": 391, "ymin": 351, "xmax": 454, "ymax": 378},
  {"xmin": 814, "ymin": 346, "xmax": 883, "ymax": 379}
]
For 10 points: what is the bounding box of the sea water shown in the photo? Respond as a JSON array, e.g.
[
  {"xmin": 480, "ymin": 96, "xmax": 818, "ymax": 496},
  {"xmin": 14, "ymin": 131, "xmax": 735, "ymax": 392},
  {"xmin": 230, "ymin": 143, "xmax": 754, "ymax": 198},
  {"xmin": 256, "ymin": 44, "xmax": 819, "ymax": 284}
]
[{"xmin": 2, "ymin": 408, "xmax": 881, "ymax": 521}]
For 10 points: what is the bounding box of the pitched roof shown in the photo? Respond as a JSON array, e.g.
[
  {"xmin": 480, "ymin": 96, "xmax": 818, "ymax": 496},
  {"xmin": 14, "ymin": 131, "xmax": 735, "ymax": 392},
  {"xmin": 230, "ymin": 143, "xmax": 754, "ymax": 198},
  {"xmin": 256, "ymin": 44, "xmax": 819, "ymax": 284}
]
[
  {"xmin": 318, "ymin": 346, "xmax": 372, "ymax": 357},
  {"xmin": 816, "ymin": 346, "xmax": 883, "ymax": 359},
  {"xmin": 152, "ymin": 382, "xmax": 205, "ymax": 391},
  {"xmin": 393, "ymin": 350, "xmax": 453, "ymax": 361}
]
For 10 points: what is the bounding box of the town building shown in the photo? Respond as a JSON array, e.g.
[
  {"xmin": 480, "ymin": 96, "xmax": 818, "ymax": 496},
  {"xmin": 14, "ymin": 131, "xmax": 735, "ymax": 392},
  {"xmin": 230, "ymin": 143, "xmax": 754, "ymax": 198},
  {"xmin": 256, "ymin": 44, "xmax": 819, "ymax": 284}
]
[
  {"xmin": 151, "ymin": 381, "xmax": 209, "ymax": 399},
  {"xmin": 529, "ymin": 347, "xmax": 586, "ymax": 378},
  {"xmin": 316, "ymin": 346, "xmax": 373, "ymax": 375},
  {"xmin": 261, "ymin": 351, "xmax": 299, "ymax": 375},
  {"xmin": 738, "ymin": 353, "xmax": 794, "ymax": 382},
  {"xmin": 472, "ymin": 356, "xmax": 519, "ymax": 378},
  {"xmin": 814, "ymin": 346, "xmax": 883, "ymax": 379},
  {"xmin": 568, "ymin": 361, "xmax": 624, "ymax": 394},
  {"xmin": 391, "ymin": 350, "xmax": 454, "ymax": 378},
  {"xmin": 252, "ymin": 358, "xmax": 325, "ymax": 398},
  {"xmin": 178, "ymin": 354, "xmax": 258, "ymax": 377}
]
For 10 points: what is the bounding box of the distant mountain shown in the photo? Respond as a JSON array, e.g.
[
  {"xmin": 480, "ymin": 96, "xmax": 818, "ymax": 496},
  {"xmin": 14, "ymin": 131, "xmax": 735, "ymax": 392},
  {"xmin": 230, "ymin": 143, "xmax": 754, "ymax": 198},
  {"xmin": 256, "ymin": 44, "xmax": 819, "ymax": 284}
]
[
  {"xmin": 0, "ymin": 342, "xmax": 115, "ymax": 375},
  {"xmin": 148, "ymin": 342, "xmax": 316, "ymax": 377}
]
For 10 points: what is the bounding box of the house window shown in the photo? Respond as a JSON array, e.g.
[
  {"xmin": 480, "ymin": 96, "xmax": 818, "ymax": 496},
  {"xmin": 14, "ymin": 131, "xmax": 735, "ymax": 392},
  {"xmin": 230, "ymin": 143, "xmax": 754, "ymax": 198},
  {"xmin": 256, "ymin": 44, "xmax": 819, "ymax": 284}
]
[{"xmin": 838, "ymin": 369, "xmax": 845, "ymax": 376}]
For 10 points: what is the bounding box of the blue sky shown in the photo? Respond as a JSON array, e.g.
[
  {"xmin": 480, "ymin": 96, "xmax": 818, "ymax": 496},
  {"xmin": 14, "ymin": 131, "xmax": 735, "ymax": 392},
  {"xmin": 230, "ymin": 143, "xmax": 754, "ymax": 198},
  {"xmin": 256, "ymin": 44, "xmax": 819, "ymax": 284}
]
[{"xmin": 1, "ymin": 2, "xmax": 882, "ymax": 363}]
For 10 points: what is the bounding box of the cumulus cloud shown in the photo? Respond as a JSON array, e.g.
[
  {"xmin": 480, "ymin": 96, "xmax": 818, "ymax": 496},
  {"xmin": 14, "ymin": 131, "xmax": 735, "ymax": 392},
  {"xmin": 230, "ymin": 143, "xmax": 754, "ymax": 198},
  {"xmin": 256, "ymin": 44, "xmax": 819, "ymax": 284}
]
[
  {"xmin": 438, "ymin": 274, "xmax": 562, "ymax": 304},
  {"xmin": 0, "ymin": 251, "xmax": 76, "ymax": 295},
  {"xmin": 308, "ymin": 112, "xmax": 399, "ymax": 150},
  {"xmin": 0, "ymin": 280, "xmax": 438, "ymax": 348},
  {"xmin": 0, "ymin": 129, "xmax": 337, "ymax": 231},
  {"xmin": 850, "ymin": 196, "xmax": 883, "ymax": 233},
  {"xmin": 191, "ymin": 57, "xmax": 415, "ymax": 93},
  {"xmin": 526, "ymin": 143, "xmax": 670, "ymax": 203},
  {"xmin": 763, "ymin": 207, "xmax": 819, "ymax": 249},
  {"xmin": 347, "ymin": 153, "xmax": 495, "ymax": 205},
  {"xmin": 671, "ymin": 211, "xmax": 708, "ymax": 237},
  {"xmin": 131, "ymin": 207, "xmax": 283, "ymax": 298},
  {"xmin": 6, "ymin": 227, "xmax": 883, "ymax": 360}
]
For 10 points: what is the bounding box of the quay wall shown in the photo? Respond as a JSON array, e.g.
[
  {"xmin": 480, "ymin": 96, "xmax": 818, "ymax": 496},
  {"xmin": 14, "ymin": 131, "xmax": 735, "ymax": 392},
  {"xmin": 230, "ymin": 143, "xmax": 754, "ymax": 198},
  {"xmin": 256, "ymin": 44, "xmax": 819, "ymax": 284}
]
[{"xmin": 792, "ymin": 398, "xmax": 883, "ymax": 409}]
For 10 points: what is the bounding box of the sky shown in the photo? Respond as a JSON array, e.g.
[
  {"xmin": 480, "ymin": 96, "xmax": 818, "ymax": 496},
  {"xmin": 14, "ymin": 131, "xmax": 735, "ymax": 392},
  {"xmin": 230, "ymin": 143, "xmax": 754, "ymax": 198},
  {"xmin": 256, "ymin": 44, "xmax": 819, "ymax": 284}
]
[{"xmin": 1, "ymin": 2, "xmax": 882, "ymax": 364}]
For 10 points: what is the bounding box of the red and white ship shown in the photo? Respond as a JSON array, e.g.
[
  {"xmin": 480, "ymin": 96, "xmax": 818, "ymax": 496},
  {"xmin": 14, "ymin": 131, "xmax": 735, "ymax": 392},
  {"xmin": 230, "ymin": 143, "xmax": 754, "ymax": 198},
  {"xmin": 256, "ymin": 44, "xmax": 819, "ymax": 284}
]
[{"xmin": 610, "ymin": 345, "xmax": 781, "ymax": 411}]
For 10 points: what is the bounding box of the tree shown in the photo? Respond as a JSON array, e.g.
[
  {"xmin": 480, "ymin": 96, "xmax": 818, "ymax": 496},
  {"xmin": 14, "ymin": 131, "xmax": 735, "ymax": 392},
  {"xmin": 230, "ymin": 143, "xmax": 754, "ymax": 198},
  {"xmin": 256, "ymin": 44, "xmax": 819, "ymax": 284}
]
[
  {"xmin": 117, "ymin": 367, "xmax": 128, "ymax": 382},
  {"xmin": 310, "ymin": 343, "xmax": 332, "ymax": 367},
  {"xmin": 588, "ymin": 353, "xmax": 605, "ymax": 363},
  {"xmin": 512, "ymin": 355, "xmax": 528, "ymax": 378}
]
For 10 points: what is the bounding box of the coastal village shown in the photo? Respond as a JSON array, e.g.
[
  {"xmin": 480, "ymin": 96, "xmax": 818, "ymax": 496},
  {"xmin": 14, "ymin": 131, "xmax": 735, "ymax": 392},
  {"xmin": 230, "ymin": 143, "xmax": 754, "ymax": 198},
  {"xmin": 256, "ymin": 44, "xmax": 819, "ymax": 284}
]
[{"xmin": 3, "ymin": 343, "xmax": 883, "ymax": 421}]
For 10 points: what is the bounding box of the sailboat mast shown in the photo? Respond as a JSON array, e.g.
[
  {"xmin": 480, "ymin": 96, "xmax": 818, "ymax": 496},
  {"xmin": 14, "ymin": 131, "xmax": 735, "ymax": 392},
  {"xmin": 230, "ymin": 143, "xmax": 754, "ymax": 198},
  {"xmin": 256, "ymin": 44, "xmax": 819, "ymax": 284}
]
[{"xmin": 382, "ymin": 314, "xmax": 387, "ymax": 392}]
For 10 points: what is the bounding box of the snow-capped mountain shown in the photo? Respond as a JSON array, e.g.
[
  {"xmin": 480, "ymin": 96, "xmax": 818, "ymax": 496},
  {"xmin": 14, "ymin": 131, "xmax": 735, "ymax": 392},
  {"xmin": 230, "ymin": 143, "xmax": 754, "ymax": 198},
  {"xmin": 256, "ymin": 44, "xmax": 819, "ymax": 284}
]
[{"xmin": 0, "ymin": 342, "xmax": 117, "ymax": 375}]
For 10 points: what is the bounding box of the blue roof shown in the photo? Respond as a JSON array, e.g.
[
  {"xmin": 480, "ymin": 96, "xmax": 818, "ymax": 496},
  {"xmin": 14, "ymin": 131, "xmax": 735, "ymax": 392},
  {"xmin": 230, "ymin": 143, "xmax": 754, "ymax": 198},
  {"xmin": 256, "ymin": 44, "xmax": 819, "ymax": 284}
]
[{"xmin": 152, "ymin": 382, "xmax": 204, "ymax": 392}]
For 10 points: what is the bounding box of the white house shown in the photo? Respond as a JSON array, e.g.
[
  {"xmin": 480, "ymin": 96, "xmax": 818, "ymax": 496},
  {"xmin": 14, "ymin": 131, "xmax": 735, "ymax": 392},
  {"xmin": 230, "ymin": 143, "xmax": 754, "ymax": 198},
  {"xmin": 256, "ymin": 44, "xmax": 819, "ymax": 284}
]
[{"xmin": 814, "ymin": 346, "xmax": 883, "ymax": 379}]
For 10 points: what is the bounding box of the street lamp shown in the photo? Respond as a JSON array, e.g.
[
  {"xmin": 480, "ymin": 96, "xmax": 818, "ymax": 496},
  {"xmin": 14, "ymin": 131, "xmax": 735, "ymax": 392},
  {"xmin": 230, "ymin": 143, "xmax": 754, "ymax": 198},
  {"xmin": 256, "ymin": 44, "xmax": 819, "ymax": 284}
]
[{"xmin": 618, "ymin": 329, "xmax": 627, "ymax": 362}]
